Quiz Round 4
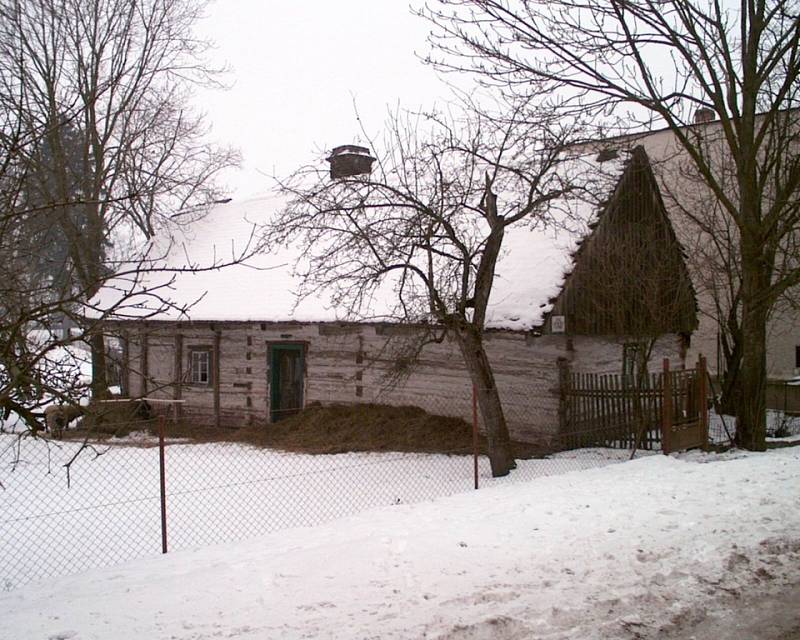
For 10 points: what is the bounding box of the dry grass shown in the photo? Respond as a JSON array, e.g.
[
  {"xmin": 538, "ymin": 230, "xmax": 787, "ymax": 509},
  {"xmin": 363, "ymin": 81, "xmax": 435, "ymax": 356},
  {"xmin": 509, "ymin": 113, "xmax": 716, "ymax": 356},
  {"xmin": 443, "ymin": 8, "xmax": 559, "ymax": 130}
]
[
  {"xmin": 63, "ymin": 401, "xmax": 547, "ymax": 457},
  {"xmin": 232, "ymin": 403, "xmax": 479, "ymax": 455}
]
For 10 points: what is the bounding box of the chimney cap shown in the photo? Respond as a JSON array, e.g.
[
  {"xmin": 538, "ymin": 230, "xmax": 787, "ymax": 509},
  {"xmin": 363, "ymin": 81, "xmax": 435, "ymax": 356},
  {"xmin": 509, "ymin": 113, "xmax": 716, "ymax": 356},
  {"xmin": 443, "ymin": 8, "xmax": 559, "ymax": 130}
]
[
  {"xmin": 327, "ymin": 145, "xmax": 372, "ymax": 160},
  {"xmin": 694, "ymin": 107, "xmax": 715, "ymax": 124},
  {"xmin": 595, "ymin": 148, "xmax": 619, "ymax": 163},
  {"xmin": 327, "ymin": 144, "xmax": 375, "ymax": 179}
]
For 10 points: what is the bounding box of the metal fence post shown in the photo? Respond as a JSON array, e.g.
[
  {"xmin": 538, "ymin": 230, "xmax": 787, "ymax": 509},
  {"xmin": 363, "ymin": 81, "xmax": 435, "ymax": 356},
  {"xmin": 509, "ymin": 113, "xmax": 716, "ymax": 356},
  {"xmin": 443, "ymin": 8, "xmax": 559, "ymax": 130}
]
[
  {"xmin": 472, "ymin": 385, "xmax": 479, "ymax": 490},
  {"xmin": 158, "ymin": 414, "xmax": 168, "ymax": 554}
]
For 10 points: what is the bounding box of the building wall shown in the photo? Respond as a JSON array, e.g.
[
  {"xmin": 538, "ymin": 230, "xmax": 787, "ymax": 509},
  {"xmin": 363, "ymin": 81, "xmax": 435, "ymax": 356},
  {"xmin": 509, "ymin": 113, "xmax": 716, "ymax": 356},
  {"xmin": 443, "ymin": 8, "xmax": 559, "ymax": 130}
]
[
  {"xmin": 578, "ymin": 128, "xmax": 800, "ymax": 379},
  {"xmin": 566, "ymin": 333, "xmax": 688, "ymax": 374},
  {"xmin": 767, "ymin": 306, "xmax": 800, "ymax": 380},
  {"xmin": 636, "ymin": 129, "xmax": 800, "ymax": 380},
  {"xmin": 115, "ymin": 321, "xmax": 681, "ymax": 443}
]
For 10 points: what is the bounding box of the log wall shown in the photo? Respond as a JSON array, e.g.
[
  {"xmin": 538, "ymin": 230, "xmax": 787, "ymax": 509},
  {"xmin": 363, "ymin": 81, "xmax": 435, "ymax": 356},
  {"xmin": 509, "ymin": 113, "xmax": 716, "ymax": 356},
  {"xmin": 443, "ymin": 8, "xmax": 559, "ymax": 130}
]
[{"xmin": 117, "ymin": 321, "xmax": 685, "ymax": 443}]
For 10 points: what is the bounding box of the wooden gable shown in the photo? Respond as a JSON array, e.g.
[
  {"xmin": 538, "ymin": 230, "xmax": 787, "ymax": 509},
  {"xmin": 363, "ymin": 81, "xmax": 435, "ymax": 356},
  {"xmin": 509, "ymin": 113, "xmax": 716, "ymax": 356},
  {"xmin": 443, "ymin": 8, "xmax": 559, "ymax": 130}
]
[{"xmin": 546, "ymin": 146, "xmax": 697, "ymax": 336}]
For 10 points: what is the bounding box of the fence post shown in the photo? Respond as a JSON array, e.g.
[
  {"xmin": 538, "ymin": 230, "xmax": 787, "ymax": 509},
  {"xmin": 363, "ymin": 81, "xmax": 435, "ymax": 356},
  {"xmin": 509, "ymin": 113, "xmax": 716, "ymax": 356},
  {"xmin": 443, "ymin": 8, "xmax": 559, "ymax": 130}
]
[
  {"xmin": 661, "ymin": 358, "xmax": 672, "ymax": 455},
  {"xmin": 472, "ymin": 385, "xmax": 479, "ymax": 490},
  {"xmin": 557, "ymin": 357, "xmax": 570, "ymax": 435},
  {"xmin": 158, "ymin": 414, "xmax": 168, "ymax": 554},
  {"xmin": 698, "ymin": 355, "xmax": 709, "ymax": 449}
]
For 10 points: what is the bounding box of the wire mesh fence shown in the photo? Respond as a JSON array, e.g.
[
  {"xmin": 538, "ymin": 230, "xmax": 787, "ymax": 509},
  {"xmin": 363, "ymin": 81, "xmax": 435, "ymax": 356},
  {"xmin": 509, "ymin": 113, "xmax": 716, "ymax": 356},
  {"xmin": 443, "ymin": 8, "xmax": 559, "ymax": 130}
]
[
  {"xmin": 2, "ymin": 385, "xmax": 671, "ymax": 591},
  {"xmin": 0, "ymin": 423, "xmax": 162, "ymax": 591}
]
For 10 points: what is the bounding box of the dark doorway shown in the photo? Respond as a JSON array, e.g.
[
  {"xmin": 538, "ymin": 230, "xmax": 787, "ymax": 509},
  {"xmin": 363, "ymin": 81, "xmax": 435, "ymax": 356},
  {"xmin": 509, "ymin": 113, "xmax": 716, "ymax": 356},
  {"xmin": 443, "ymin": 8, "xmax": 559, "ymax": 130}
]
[{"xmin": 269, "ymin": 344, "xmax": 305, "ymax": 422}]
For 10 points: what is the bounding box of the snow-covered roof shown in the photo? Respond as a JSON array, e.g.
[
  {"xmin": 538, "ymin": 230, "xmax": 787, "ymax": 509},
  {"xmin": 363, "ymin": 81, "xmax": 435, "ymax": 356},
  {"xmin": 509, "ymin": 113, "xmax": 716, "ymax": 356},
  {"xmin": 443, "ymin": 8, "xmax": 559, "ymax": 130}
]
[{"xmin": 96, "ymin": 153, "xmax": 628, "ymax": 330}]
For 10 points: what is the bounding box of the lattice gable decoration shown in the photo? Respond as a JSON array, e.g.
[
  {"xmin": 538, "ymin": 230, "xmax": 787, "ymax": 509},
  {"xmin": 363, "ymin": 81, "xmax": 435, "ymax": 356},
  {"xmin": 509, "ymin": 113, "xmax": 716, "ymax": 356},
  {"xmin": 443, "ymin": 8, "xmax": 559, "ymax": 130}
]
[{"xmin": 544, "ymin": 146, "xmax": 698, "ymax": 337}]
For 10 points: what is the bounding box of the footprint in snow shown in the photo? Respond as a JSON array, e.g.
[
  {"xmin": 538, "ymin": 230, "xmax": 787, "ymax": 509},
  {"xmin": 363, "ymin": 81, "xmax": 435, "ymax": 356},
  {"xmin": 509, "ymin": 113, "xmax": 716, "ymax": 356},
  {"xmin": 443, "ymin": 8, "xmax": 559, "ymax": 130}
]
[{"xmin": 437, "ymin": 615, "xmax": 532, "ymax": 639}]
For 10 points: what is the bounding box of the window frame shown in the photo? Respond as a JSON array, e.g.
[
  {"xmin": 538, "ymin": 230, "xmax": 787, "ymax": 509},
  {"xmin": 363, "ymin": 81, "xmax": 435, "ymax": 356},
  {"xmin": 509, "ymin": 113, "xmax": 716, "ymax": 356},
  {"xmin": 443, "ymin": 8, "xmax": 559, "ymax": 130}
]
[
  {"xmin": 622, "ymin": 342, "xmax": 645, "ymax": 379},
  {"xmin": 188, "ymin": 346, "xmax": 213, "ymax": 386}
]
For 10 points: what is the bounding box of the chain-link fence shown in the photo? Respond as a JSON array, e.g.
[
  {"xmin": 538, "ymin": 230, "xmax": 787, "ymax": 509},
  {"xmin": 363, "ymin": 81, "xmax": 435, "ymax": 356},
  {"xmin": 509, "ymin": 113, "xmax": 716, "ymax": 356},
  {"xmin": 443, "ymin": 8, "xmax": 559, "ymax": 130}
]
[
  {"xmin": 705, "ymin": 376, "xmax": 800, "ymax": 445},
  {"xmin": 2, "ymin": 387, "xmax": 659, "ymax": 591},
  {"xmin": 0, "ymin": 422, "xmax": 162, "ymax": 591}
]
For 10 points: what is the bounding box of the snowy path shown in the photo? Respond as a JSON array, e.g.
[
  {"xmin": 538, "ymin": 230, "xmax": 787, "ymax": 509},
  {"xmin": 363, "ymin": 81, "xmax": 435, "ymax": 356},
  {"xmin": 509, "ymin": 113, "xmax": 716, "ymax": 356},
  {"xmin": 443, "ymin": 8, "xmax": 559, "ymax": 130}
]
[{"xmin": 2, "ymin": 447, "xmax": 799, "ymax": 639}]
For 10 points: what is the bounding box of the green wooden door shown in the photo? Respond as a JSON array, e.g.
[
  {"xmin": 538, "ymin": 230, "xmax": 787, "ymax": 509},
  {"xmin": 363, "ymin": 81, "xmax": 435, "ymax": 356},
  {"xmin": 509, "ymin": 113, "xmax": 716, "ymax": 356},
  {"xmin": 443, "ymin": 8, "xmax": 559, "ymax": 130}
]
[{"xmin": 270, "ymin": 344, "xmax": 304, "ymax": 422}]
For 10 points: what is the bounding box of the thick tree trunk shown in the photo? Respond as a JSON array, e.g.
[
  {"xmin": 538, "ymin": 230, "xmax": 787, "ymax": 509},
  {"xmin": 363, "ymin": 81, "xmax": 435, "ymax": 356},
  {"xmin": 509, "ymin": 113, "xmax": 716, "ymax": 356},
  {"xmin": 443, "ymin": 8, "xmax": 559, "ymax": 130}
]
[
  {"xmin": 736, "ymin": 243, "xmax": 769, "ymax": 451},
  {"xmin": 454, "ymin": 324, "xmax": 515, "ymax": 477},
  {"xmin": 89, "ymin": 331, "xmax": 110, "ymax": 401},
  {"xmin": 717, "ymin": 310, "xmax": 744, "ymax": 415},
  {"xmin": 718, "ymin": 347, "xmax": 743, "ymax": 416},
  {"xmin": 80, "ymin": 204, "xmax": 110, "ymax": 402}
]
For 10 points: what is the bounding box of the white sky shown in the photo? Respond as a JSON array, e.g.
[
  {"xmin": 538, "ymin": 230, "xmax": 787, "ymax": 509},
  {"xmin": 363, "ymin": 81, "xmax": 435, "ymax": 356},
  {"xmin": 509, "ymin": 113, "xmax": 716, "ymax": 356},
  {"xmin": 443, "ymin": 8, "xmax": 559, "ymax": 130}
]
[{"xmin": 196, "ymin": 1, "xmax": 450, "ymax": 200}]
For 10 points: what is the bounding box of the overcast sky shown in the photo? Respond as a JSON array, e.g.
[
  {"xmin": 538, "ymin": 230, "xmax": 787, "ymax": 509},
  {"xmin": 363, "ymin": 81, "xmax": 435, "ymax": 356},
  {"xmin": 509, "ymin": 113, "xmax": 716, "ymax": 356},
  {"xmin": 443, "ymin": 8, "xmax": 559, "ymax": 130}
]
[{"xmin": 196, "ymin": 2, "xmax": 451, "ymax": 200}]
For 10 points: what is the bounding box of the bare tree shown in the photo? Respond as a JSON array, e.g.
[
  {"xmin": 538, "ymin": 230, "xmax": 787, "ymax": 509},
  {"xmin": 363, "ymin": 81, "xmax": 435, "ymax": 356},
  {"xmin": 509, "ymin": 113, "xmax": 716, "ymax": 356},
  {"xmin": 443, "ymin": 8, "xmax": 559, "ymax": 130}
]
[
  {"xmin": 654, "ymin": 146, "xmax": 745, "ymax": 415},
  {"xmin": 418, "ymin": 0, "xmax": 800, "ymax": 450},
  {"xmin": 0, "ymin": 0, "xmax": 239, "ymax": 397},
  {"xmin": 659, "ymin": 138, "xmax": 800, "ymax": 419},
  {"xmin": 1, "ymin": 194, "xmax": 264, "ymax": 447},
  {"xmin": 267, "ymin": 100, "xmax": 596, "ymax": 477},
  {"xmin": 0, "ymin": 0, "xmax": 257, "ymax": 443}
]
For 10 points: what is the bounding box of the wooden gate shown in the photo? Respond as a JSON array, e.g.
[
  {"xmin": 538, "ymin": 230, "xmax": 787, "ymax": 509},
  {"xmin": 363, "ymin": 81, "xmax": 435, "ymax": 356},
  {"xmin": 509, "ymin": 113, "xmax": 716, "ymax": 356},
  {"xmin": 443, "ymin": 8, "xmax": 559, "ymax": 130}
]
[
  {"xmin": 560, "ymin": 356, "xmax": 709, "ymax": 453},
  {"xmin": 660, "ymin": 357, "xmax": 709, "ymax": 454}
]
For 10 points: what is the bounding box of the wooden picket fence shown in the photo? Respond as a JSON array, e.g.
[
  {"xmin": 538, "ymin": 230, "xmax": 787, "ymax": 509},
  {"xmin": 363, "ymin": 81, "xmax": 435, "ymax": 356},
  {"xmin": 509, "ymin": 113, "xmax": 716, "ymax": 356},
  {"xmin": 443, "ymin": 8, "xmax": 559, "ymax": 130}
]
[{"xmin": 560, "ymin": 356, "xmax": 709, "ymax": 453}]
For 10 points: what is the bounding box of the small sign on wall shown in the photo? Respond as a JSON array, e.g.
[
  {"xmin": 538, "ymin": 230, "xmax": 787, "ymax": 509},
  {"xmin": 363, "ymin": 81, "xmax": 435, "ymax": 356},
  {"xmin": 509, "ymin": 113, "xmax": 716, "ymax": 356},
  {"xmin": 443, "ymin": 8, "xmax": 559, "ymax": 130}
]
[{"xmin": 551, "ymin": 315, "xmax": 566, "ymax": 334}]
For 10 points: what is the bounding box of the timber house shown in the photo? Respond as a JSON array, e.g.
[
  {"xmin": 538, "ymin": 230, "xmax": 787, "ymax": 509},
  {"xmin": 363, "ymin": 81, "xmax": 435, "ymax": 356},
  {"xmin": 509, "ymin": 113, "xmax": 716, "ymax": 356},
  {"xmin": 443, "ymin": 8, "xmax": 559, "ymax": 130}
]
[{"xmin": 101, "ymin": 146, "xmax": 697, "ymax": 443}]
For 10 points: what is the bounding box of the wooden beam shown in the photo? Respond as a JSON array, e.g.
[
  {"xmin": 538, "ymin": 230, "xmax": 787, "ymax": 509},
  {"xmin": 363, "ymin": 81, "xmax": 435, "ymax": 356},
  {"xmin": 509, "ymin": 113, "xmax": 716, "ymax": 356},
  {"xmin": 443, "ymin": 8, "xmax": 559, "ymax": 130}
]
[
  {"xmin": 661, "ymin": 358, "xmax": 672, "ymax": 454},
  {"xmin": 121, "ymin": 331, "xmax": 130, "ymax": 398},
  {"xmin": 213, "ymin": 330, "xmax": 221, "ymax": 428},
  {"xmin": 557, "ymin": 357, "xmax": 570, "ymax": 435},
  {"xmin": 141, "ymin": 327, "xmax": 149, "ymax": 397},
  {"xmin": 173, "ymin": 333, "xmax": 183, "ymax": 422}
]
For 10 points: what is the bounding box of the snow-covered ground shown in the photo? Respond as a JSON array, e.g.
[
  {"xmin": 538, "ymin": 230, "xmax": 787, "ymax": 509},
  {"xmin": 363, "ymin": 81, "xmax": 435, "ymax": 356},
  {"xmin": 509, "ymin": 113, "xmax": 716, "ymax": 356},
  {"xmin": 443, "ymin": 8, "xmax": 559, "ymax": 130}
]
[
  {"xmin": 0, "ymin": 434, "xmax": 632, "ymax": 590},
  {"xmin": 1, "ymin": 445, "xmax": 798, "ymax": 639}
]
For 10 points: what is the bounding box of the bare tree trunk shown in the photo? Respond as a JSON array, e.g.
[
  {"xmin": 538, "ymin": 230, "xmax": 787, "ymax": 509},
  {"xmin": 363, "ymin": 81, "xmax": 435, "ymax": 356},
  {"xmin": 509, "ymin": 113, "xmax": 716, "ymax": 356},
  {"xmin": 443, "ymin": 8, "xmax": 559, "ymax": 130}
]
[
  {"xmin": 630, "ymin": 341, "xmax": 655, "ymax": 458},
  {"xmin": 716, "ymin": 298, "xmax": 744, "ymax": 415},
  {"xmin": 736, "ymin": 244, "xmax": 769, "ymax": 451},
  {"xmin": 89, "ymin": 332, "xmax": 109, "ymax": 400},
  {"xmin": 718, "ymin": 341, "xmax": 743, "ymax": 416},
  {"xmin": 454, "ymin": 324, "xmax": 515, "ymax": 477}
]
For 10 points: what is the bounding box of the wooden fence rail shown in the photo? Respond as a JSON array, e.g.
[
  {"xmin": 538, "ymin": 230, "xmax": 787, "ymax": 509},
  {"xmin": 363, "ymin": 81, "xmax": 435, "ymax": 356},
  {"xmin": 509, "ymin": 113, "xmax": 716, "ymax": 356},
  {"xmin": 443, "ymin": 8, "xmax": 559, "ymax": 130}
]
[{"xmin": 560, "ymin": 356, "xmax": 708, "ymax": 453}]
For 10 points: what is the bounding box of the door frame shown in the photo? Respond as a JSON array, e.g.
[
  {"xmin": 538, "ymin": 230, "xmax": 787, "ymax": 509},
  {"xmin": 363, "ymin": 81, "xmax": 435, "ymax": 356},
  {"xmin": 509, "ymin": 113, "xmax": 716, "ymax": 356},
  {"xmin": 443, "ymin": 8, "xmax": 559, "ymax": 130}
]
[{"xmin": 266, "ymin": 341, "xmax": 308, "ymax": 423}]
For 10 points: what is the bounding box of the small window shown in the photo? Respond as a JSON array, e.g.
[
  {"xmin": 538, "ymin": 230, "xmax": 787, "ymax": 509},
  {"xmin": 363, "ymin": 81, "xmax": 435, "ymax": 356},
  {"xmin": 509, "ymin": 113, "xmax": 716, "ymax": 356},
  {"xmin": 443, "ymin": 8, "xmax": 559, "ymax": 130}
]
[
  {"xmin": 189, "ymin": 348, "xmax": 212, "ymax": 385},
  {"xmin": 796, "ymin": 345, "xmax": 800, "ymax": 369}
]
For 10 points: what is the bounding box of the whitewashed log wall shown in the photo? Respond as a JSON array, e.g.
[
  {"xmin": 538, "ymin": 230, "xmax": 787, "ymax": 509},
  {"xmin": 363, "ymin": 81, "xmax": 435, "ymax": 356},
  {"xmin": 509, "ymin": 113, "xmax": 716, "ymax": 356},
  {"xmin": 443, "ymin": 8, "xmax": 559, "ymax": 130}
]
[{"xmin": 114, "ymin": 321, "xmax": 685, "ymax": 443}]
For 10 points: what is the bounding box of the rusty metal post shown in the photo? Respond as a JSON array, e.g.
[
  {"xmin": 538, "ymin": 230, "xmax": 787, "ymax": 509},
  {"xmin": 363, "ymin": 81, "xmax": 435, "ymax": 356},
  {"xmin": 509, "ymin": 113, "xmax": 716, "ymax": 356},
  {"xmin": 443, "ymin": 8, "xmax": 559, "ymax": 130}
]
[
  {"xmin": 661, "ymin": 358, "xmax": 672, "ymax": 455},
  {"xmin": 472, "ymin": 385, "xmax": 479, "ymax": 490},
  {"xmin": 158, "ymin": 414, "xmax": 168, "ymax": 554}
]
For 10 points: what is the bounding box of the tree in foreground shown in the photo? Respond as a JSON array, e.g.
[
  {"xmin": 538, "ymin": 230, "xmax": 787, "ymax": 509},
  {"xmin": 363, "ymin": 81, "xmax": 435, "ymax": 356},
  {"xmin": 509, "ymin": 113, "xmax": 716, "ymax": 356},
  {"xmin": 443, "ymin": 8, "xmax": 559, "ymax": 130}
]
[
  {"xmin": 267, "ymin": 100, "xmax": 601, "ymax": 476},
  {"xmin": 419, "ymin": 0, "xmax": 800, "ymax": 450},
  {"xmin": 0, "ymin": 0, "xmax": 243, "ymax": 437}
]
